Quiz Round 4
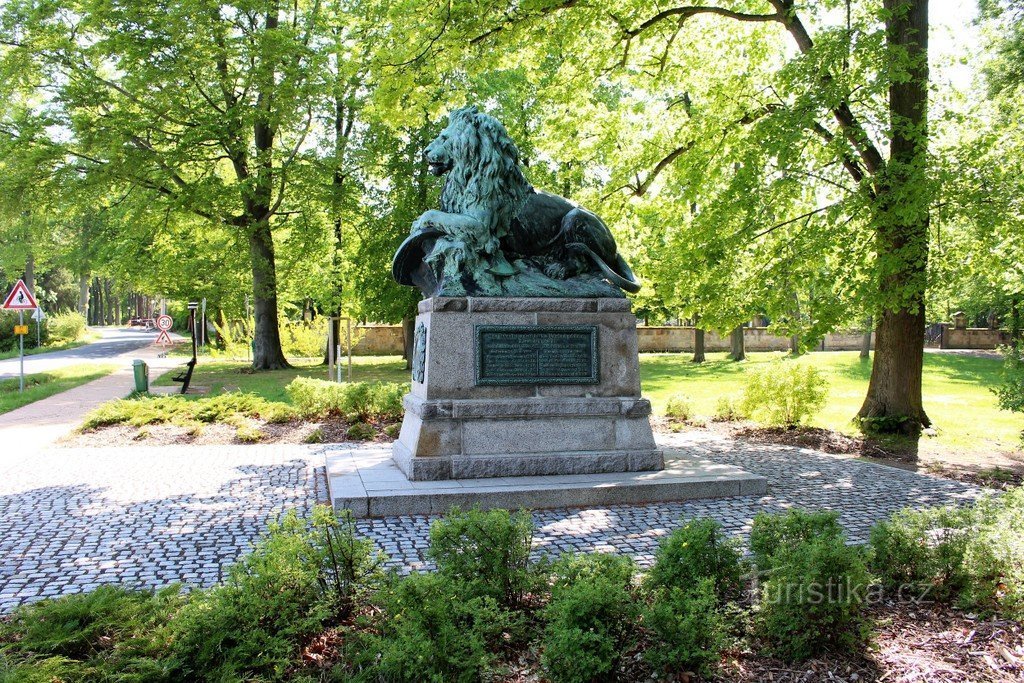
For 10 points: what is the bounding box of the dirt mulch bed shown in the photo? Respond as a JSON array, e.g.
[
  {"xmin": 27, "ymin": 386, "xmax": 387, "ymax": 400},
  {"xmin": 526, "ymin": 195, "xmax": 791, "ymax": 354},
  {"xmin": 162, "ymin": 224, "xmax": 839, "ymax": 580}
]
[{"xmin": 62, "ymin": 417, "xmax": 399, "ymax": 447}]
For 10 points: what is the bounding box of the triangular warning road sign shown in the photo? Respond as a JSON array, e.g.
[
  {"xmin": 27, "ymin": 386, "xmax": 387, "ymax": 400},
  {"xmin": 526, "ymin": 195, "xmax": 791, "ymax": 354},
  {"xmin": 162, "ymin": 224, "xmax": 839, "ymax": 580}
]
[{"xmin": 3, "ymin": 279, "xmax": 38, "ymax": 310}]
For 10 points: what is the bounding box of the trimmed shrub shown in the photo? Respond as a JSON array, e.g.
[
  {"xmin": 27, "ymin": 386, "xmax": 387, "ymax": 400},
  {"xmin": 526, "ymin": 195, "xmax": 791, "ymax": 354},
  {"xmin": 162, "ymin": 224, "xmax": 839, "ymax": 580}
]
[
  {"xmin": 643, "ymin": 578, "xmax": 724, "ymax": 677},
  {"xmin": 81, "ymin": 392, "xmax": 295, "ymax": 430},
  {"xmin": 286, "ymin": 377, "xmax": 407, "ymax": 421},
  {"xmin": 664, "ymin": 394, "xmax": 693, "ymax": 421},
  {"xmin": 758, "ymin": 535, "xmax": 872, "ymax": 662},
  {"xmin": 868, "ymin": 505, "xmax": 973, "ymax": 600},
  {"xmin": 741, "ymin": 361, "xmax": 828, "ymax": 427},
  {"xmin": 349, "ymin": 572, "xmax": 507, "ymax": 683},
  {"xmin": 751, "ymin": 509, "xmax": 845, "ymax": 572},
  {"xmin": 428, "ymin": 507, "xmax": 535, "ymax": 608},
  {"xmin": 645, "ymin": 519, "xmax": 744, "ymax": 601},
  {"xmin": 542, "ymin": 559, "xmax": 639, "ymax": 683},
  {"xmin": 345, "ymin": 422, "xmax": 377, "ymax": 440}
]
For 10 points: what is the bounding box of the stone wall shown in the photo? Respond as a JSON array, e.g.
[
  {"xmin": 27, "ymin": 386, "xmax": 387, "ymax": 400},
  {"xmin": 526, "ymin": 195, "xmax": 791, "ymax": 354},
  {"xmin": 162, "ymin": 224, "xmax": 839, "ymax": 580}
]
[
  {"xmin": 636, "ymin": 327, "xmax": 873, "ymax": 353},
  {"xmin": 353, "ymin": 324, "xmax": 875, "ymax": 355},
  {"xmin": 351, "ymin": 325, "xmax": 405, "ymax": 355},
  {"xmin": 941, "ymin": 327, "xmax": 1010, "ymax": 350}
]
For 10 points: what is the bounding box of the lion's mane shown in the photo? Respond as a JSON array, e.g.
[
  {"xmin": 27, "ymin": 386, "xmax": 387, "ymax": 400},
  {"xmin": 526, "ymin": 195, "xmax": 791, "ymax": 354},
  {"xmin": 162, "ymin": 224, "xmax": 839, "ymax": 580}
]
[{"xmin": 439, "ymin": 106, "xmax": 531, "ymax": 242}]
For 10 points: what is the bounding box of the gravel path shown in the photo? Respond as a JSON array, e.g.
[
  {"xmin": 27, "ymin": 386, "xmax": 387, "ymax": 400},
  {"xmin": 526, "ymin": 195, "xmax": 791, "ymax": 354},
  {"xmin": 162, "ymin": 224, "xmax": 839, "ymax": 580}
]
[{"xmin": 0, "ymin": 433, "xmax": 983, "ymax": 614}]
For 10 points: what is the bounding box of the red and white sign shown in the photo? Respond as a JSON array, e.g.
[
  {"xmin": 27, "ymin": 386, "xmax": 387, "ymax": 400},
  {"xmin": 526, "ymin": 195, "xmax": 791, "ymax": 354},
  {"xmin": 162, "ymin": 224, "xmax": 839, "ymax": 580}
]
[
  {"xmin": 2, "ymin": 279, "xmax": 37, "ymax": 310},
  {"xmin": 155, "ymin": 314, "xmax": 173, "ymax": 345}
]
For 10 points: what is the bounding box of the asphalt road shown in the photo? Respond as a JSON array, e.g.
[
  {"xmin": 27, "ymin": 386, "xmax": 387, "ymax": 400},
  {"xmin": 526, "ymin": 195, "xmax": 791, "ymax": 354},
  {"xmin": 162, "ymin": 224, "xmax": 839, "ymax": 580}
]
[{"xmin": 0, "ymin": 327, "xmax": 159, "ymax": 380}]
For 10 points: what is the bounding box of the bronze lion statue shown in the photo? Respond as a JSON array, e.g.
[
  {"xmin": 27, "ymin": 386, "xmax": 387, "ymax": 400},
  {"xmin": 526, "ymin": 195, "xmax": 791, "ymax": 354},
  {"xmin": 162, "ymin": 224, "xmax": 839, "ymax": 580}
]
[{"xmin": 393, "ymin": 105, "xmax": 641, "ymax": 298}]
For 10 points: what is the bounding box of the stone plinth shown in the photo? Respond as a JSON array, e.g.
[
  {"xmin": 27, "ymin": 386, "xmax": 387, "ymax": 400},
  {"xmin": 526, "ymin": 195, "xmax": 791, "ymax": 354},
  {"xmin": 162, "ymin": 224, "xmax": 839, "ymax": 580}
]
[{"xmin": 392, "ymin": 297, "xmax": 663, "ymax": 480}]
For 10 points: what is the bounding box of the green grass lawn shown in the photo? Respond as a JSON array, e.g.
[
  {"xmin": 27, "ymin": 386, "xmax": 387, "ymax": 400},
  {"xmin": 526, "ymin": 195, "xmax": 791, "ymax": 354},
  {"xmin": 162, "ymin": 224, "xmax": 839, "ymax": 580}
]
[
  {"xmin": 151, "ymin": 355, "xmax": 409, "ymax": 402},
  {"xmin": 150, "ymin": 351, "xmax": 1021, "ymax": 461},
  {"xmin": 0, "ymin": 363, "xmax": 118, "ymax": 414},
  {"xmin": 641, "ymin": 351, "xmax": 1022, "ymax": 460}
]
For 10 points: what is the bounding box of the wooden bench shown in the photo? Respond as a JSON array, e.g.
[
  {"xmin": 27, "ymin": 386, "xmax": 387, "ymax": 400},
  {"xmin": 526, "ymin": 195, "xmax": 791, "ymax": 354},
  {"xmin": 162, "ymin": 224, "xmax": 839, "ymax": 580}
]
[{"xmin": 172, "ymin": 357, "xmax": 197, "ymax": 394}]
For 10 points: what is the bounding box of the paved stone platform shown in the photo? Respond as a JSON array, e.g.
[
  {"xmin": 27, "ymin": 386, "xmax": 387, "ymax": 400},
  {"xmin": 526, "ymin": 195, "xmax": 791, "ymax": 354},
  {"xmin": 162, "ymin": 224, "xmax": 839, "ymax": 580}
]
[
  {"xmin": 328, "ymin": 446, "xmax": 766, "ymax": 516},
  {"xmin": 0, "ymin": 433, "xmax": 984, "ymax": 614}
]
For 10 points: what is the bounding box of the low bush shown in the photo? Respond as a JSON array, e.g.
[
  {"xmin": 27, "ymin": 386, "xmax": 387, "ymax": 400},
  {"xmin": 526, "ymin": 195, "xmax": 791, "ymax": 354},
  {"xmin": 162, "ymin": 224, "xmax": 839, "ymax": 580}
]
[
  {"xmin": 542, "ymin": 557, "xmax": 640, "ymax": 683},
  {"xmin": 713, "ymin": 394, "xmax": 745, "ymax": 421},
  {"xmin": 552, "ymin": 552, "xmax": 635, "ymax": 590},
  {"xmin": 868, "ymin": 504, "xmax": 974, "ymax": 600},
  {"xmin": 664, "ymin": 393, "xmax": 693, "ymax": 421},
  {"xmin": 758, "ymin": 534, "xmax": 872, "ymax": 662},
  {"xmin": 643, "ymin": 578, "xmax": 725, "ymax": 678},
  {"xmin": 644, "ymin": 518, "xmax": 744, "ymax": 602},
  {"xmin": 345, "ymin": 422, "xmax": 377, "ymax": 440},
  {"xmin": 428, "ymin": 506, "xmax": 535, "ymax": 608},
  {"xmin": 960, "ymin": 488, "xmax": 1024, "ymax": 617},
  {"xmin": 741, "ymin": 361, "xmax": 828, "ymax": 427},
  {"xmin": 46, "ymin": 311, "xmax": 87, "ymax": 344},
  {"xmin": 347, "ymin": 572, "xmax": 508, "ymax": 683},
  {"xmin": 170, "ymin": 507, "xmax": 379, "ymax": 681},
  {"xmin": 80, "ymin": 392, "xmax": 297, "ymax": 431},
  {"xmin": 286, "ymin": 376, "xmax": 406, "ymax": 421},
  {"xmin": 0, "ymin": 584, "xmax": 181, "ymax": 680},
  {"xmin": 751, "ymin": 508, "xmax": 845, "ymax": 572}
]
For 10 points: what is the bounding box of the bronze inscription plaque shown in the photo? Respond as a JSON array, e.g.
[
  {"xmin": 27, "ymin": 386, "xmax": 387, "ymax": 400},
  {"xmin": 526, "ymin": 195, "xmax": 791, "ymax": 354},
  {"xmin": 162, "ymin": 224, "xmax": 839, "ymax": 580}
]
[{"xmin": 475, "ymin": 325, "xmax": 599, "ymax": 385}]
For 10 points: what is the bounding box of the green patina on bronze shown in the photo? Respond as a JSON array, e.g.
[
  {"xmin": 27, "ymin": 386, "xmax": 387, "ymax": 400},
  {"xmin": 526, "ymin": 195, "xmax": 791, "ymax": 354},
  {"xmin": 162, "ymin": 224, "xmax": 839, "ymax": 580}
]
[
  {"xmin": 475, "ymin": 325, "xmax": 599, "ymax": 385},
  {"xmin": 392, "ymin": 106, "xmax": 641, "ymax": 298}
]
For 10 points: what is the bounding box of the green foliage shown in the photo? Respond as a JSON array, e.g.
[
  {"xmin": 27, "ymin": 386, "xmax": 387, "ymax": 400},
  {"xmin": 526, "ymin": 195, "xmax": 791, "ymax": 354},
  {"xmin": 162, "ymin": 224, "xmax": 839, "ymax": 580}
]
[
  {"xmin": 642, "ymin": 579, "xmax": 724, "ymax": 678},
  {"xmin": 644, "ymin": 519, "xmax": 744, "ymax": 602},
  {"xmin": 663, "ymin": 393, "xmax": 693, "ymax": 421},
  {"xmin": 961, "ymin": 488, "xmax": 1024, "ymax": 617},
  {"xmin": 758, "ymin": 535, "xmax": 872, "ymax": 662},
  {"xmin": 741, "ymin": 361, "xmax": 828, "ymax": 427},
  {"xmin": 345, "ymin": 422, "xmax": 376, "ymax": 440},
  {"xmin": 428, "ymin": 507, "xmax": 535, "ymax": 608},
  {"xmin": 869, "ymin": 489, "xmax": 1024, "ymax": 618},
  {"xmin": 168, "ymin": 507, "xmax": 379, "ymax": 681},
  {"xmin": 868, "ymin": 505, "xmax": 974, "ymax": 600},
  {"xmin": 286, "ymin": 377, "xmax": 407, "ymax": 421},
  {"xmin": 751, "ymin": 509, "xmax": 845, "ymax": 572},
  {"xmin": 542, "ymin": 556, "xmax": 639, "ymax": 683},
  {"xmin": 0, "ymin": 585, "xmax": 181, "ymax": 681},
  {"xmin": 551, "ymin": 552, "xmax": 635, "ymax": 590},
  {"xmin": 45, "ymin": 311, "xmax": 87, "ymax": 344},
  {"xmin": 348, "ymin": 572, "xmax": 507, "ymax": 683},
  {"xmin": 81, "ymin": 392, "xmax": 296, "ymax": 431},
  {"xmin": 713, "ymin": 394, "xmax": 746, "ymax": 422},
  {"xmin": 995, "ymin": 345, "xmax": 1024, "ymax": 415}
]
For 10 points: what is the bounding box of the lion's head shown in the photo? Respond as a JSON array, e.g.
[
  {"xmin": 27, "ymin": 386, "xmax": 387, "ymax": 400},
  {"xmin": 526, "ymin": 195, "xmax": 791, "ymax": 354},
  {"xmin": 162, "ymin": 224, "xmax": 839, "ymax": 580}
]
[{"xmin": 425, "ymin": 105, "xmax": 531, "ymax": 240}]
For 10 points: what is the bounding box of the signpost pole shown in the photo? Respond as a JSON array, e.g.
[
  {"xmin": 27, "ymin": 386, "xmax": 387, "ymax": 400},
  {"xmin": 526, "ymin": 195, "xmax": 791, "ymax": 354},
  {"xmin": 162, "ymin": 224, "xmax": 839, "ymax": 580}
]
[
  {"xmin": 36, "ymin": 313, "xmax": 40, "ymax": 348},
  {"xmin": 327, "ymin": 318, "xmax": 335, "ymax": 382},
  {"xmin": 346, "ymin": 318, "xmax": 353, "ymax": 382},
  {"xmin": 18, "ymin": 309, "xmax": 24, "ymax": 393}
]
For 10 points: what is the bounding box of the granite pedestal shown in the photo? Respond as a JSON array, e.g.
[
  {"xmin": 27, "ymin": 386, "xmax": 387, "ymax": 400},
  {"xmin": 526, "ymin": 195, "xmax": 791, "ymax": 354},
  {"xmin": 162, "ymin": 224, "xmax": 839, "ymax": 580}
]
[{"xmin": 392, "ymin": 297, "xmax": 663, "ymax": 481}]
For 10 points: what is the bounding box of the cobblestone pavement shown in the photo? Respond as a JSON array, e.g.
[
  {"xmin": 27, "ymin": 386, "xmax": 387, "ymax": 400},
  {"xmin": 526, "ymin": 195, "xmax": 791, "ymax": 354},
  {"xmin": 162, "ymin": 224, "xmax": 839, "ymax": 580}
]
[{"xmin": 0, "ymin": 433, "xmax": 983, "ymax": 613}]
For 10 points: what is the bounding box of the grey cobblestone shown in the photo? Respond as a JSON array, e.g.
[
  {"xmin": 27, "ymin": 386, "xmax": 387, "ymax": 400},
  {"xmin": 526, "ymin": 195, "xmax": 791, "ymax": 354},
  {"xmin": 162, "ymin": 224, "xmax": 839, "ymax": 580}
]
[{"xmin": 0, "ymin": 433, "xmax": 982, "ymax": 614}]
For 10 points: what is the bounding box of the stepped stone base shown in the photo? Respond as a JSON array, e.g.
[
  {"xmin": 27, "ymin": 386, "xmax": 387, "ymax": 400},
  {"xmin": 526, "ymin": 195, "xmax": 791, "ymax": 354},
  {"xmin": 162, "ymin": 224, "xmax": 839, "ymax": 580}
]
[{"xmin": 392, "ymin": 297, "xmax": 662, "ymax": 481}]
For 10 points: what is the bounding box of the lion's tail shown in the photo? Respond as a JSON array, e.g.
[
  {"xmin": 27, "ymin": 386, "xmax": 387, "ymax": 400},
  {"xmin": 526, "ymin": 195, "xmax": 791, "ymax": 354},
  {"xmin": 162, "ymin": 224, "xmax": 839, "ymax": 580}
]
[{"xmin": 567, "ymin": 243, "xmax": 642, "ymax": 294}]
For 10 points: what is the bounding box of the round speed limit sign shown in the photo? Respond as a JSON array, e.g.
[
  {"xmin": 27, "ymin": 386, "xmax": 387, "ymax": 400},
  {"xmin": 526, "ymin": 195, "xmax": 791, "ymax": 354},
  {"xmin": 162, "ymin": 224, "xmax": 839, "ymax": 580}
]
[{"xmin": 156, "ymin": 314, "xmax": 173, "ymax": 331}]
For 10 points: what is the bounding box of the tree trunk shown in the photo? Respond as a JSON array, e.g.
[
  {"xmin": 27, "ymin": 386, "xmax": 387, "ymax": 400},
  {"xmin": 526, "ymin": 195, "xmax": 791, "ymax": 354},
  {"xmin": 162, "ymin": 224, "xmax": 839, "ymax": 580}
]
[
  {"xmin": 729, "ymin": 325, "xmax": 745, "ymax": 361},
  {"xmin": 248, "ymin": 217, "xmax": 290, "ymax": 370},
  {"xmin": 78, "ymin": 274, "xmax": 89, "ymax": 318},
  {"xmin": 860, "ymin": 315, "xmax": 873, "ymax": 358},
  {"xmin": 1011, "ymin": 295, "xmax": 1021, "ymax": 351},
  {"xmin": 858, "ymin": 0, "xmax": 930, "ymax": 432},
  {"xmin": 23, "ymin": 253, "xmax": 34, "ymax": 295},
  {"xmin": 692, "ymin": 328, "xmax": 706, "ymax": 363},
  {"xmin": 401, "ymin": 317, "xmax": 413, "ymax": 368},
  {"xmin": 103, "ymin": 279, "xmax": 114, "ymax": 325}
]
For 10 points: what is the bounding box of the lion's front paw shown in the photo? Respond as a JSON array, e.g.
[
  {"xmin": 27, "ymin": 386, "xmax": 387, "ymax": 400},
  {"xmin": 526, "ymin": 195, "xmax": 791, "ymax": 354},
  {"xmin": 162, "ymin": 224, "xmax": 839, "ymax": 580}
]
[{"xmin": 544, "ymin": 263, "xmax": 568, "ymax": 280}]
